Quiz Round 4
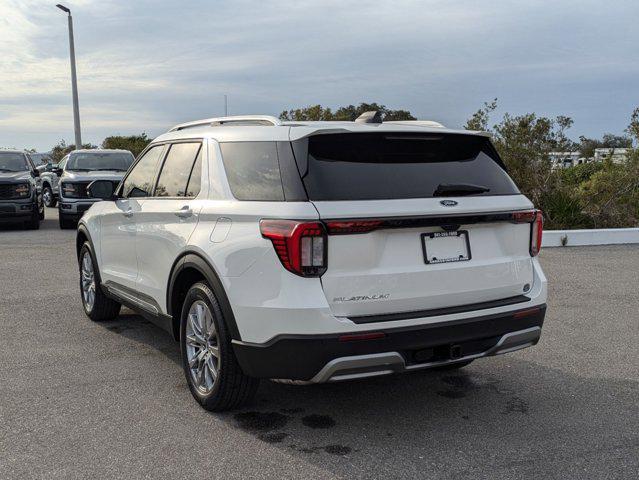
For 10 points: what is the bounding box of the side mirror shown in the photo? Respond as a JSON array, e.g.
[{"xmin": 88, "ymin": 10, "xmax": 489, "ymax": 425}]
[
  {"xmin": 53, "ymin": 167, "xmax": 63, "ymax": 177},
  {"xmin": 32, "ymin": 169, "xmax": 40, "ymax": 177},
  {"xmin": 87, "ymin": 180, "xmax": 115, "ymax": 200}
]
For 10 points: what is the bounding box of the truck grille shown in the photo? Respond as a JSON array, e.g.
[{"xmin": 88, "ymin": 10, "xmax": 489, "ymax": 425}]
[
  {"xmin": 64, "ymin": 181, "xmax": 121, "ymax": 199},
  {"xmin": 67, "ymin": 182, "xmax": 90, "ymax": 198},
  {"xmin": 0, "ymin": 184, "xmax": 19, "ymax": 200}
]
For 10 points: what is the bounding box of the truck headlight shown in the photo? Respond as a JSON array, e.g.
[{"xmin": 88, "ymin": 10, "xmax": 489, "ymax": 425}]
[
  {"xmin": 61, "ymin": 182, "xmax": 79, "ymax": 198},
  {"xmin": 13, "ymin": 183, "xmax": 30, "ymax": 198}
]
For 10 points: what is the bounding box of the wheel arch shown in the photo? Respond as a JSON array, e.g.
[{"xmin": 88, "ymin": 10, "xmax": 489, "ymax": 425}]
[
  {"xmin": 76, "ymin": 224, "xmax": 92, "ymax": 261},
  {"xmin": 167, "ymin": 252, "xmax": 241, "ymax": 342}
]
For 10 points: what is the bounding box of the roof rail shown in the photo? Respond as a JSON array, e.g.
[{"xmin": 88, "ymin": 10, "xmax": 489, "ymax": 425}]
[{"xmin": 169, "ymin": 115, "xmax": 283, "ymax": 132}]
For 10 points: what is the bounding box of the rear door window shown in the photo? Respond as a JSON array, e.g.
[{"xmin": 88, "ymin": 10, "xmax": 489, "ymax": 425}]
[
  {"xmin": 154, "ymin": 142, "xmax": 202, "ymax": 197},
  {"xmin": 219, "ymin": 142, "xmax": 284, "ymax": 201},
  {"xmin": 299, "ymin": 133, "xmax": 519, "ymax": 201}
]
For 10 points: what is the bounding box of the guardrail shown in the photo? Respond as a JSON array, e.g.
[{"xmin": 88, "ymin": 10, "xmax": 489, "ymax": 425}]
[{"xmin": 544, "ymin": 228, "xmax": 639, "ymax": 247}]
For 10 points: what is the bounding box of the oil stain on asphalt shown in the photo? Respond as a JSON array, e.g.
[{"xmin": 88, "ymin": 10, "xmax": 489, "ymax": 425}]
[
  {"xmin": 234, "ymin": 410, "xmax": 350, "ymax": 455},
  {"xmin": 436, "ymin": 374, "xmax": 530, "ymax": 415},
  {"xmin": 301, "ymin": 414, "xmax": 336, "ymax": 429},
  {"xmin": 233, "ymin": 411, "xmax": 289, "ymax": 432}
]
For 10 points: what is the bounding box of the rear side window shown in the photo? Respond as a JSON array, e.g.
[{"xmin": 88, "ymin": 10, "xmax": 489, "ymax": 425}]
[
  {"xmin": 300, "ymin": 133, "xmax": 519, "ymax": 201},
  {"xmin": 154, "ymin": 142, "xmax": 201, "ymax": 197},
  {"xmin": 122, "ymin": 145, "xmax": 163, "ymax": 198},
  {"xmin": 219, "ymin": 142, "xmax": 284, "ymax": 201}
]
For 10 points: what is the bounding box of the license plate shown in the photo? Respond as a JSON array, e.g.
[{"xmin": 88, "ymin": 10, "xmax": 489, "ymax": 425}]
[{"xmin": 421, "ymin": 230, "xmax": 471, "ymax": 264}]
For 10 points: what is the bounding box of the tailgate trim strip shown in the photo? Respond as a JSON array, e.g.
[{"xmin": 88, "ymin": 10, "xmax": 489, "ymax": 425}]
[
  {"xmin": 323, "ymin": 211, "xmax": 528, "ymax": 235},
  {"xmin": 348, "ymin": 295, "xmax": 530, "ymax": 324}
]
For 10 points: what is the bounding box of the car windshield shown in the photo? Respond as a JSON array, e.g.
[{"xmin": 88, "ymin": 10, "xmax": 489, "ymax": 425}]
[
  {"xmin": 0, "ymin": 152, "xmax": 29, "ymax": 172},
  {"xmin": 67, "ymin": 152, "xmax": 134, "ymax": 171}
]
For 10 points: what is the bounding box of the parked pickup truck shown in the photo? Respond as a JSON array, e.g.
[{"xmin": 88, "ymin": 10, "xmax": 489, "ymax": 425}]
[
  {"xmin": 54, "ymin": 149, "xmax": 135, "ymax": 229},
  {"xmin": 40, "ymin": 158, "xmax": 66, "ymax": 208},
  {"xmin": 0, "ymin": 150, "xmax": 44, "ymax": 229}
]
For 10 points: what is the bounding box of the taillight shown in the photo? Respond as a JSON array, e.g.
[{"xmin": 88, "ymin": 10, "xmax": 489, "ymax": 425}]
[
  {"xmin": 531, "ymin": 210, "xmax": 543, "ymax": 256},
  {"xmin": 512, "ymin": 210, "xmax": 543, "ymax": 256},
  {"xmin": 260, "ymin": 219, "xmax": 327, "ymax": 277},
  {"xmin": 325, "ymin": 220, "xmax": 383, "ymax": 235}
]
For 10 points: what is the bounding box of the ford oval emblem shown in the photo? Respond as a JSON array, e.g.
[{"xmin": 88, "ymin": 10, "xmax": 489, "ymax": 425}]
[{"xmin": 440, "ymin": 200, "xmax": 458, "ymax": 207}]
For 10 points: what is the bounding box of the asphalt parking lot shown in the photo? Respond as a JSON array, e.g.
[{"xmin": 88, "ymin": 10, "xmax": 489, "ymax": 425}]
[{"xmin": 1, "ymin": 208, "xmax": 637, "ymax": 479}]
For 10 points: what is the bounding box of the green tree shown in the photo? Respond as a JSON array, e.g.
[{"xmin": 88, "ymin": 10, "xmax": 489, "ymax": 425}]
[
  {"xmin": 465, "ymin": 101, "xmax": 639, "ymax": 229},
  {"xmin": 102, "ymin": 133, "xmax": 151, "ymax": 157},
  {"xmin": 279, "ymin": 105, "xmax": 334, "ymax": 121},
  {"xmin": 464, "ymin": 98, "xmax": 497, "ymax": 131},
  {"xmin": 578, "ymin": 133, "xmax": 632, "ymax": 158},
  {"xmin": 559, "ymin": 161, "xmax": 604, "ymax": 187},
  {"xmin": 490, "ymin": 112, "xmax": 568, "ymax": 207},
  {"xmin": 578, "ymin": 155, "xmax": 639, "ymax": 228},
  {"xmin": 279, "ymin": 102, "xmax": 416, "ymax": 122},
  {"xmin": 627, "ymin": 107, "xmax": 639, "ymax": 145}
]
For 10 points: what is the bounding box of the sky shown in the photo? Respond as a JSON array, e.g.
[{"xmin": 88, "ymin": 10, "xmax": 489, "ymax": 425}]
[{"xmin": 1, "ymin": 0, "xmax": 638, "ymax": 152}]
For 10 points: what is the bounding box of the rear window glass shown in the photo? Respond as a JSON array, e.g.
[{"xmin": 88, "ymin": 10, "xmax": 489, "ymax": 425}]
[
  {"xmin": 301, "ymin": 133, "xmax": 519, "ymax": 201},
  {"xmin": 220, "ymin": 142, "xmax": 284, "ymax": 201}
]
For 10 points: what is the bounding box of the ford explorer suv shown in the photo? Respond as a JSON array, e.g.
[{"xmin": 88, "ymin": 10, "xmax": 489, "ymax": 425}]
[
  {"xmin": 0, "ymin": 150, "xmax": 44, "ymax": 229},
  {"xmin": 76, "ymin": 114, "xmax": 547, "ymax": 411},
  {"xmin": 58, "ymin": 149, "xmax": 134, "ymax": 229}
]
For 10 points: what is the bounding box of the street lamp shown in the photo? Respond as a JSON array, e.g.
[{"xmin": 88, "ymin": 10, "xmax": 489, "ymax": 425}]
[{"xmin": 56, "ymin": 4, "xmax": 82, "ymax": 149}]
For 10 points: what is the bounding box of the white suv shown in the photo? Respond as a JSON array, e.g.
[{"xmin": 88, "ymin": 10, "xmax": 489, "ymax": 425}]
[{"xmin": 77, "ymin": 114, "xmax": 547, "ymax": 411}]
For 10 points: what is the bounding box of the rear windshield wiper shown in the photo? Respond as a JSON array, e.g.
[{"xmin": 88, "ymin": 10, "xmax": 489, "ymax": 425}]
[{"xmin": 433, "ymin": 183, "xmax": 490, "ymax": 196}]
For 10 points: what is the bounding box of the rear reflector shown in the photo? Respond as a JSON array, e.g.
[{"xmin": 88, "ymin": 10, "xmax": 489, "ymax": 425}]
[
  {"xmin": 338, "ymin": 332, "xmax": 386, "ymax": 342},
  {"xmin": 513, "ymin": 307, "xmax": 541, "ymax": 319},
  {"xmin": 260, "ymin": 219, "xmax": 327, "ymax": 277}
]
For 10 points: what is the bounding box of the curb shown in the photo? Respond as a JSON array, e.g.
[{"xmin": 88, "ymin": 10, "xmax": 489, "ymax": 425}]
[{"xmin": 543, "ymin": 228, "xmax": 639, "ymax": 247}]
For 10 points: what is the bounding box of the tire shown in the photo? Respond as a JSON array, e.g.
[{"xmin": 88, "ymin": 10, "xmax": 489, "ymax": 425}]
[
  {"xmin": 180, "ymin": 282, "xmax": 258, "ymax": 411},
  {"xmin": 59, "ymin": 213, "xmax": 75, "ymax": 230},
  {"xmin": 43, "ymin": 185, "xmax": 57, "ymax": 207},
  {"xmin": 432, "ymin": 360, "xmax": 474, "ymax": 371},
  {"xmin": 79, "ymin": 243, "xmax": 121, "ymax": 321}
]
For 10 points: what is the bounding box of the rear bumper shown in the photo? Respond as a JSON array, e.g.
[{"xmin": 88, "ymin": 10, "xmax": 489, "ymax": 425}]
[{"xmin": 232, "ymin": 304, "xmax": 546, "ymax": 382}]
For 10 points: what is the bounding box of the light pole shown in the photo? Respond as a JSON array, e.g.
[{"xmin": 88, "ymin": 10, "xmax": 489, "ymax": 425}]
[{"xmin": 56, "ymin": 4, "xmax": 82, "ymax": 149}]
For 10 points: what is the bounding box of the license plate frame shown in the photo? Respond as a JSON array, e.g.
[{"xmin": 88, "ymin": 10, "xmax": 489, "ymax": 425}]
[{"xmin": 421, "ymin": 230, "xmax": 472, "ymax": 265}]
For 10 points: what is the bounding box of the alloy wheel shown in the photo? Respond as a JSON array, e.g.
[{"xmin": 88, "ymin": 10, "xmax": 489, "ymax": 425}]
[
  {"xmin": 185, "ymin": 300, "xmax": 220, "ymax": 394},
  {"xmin": 43, "ymin": 188, "xmax": 52, "ymax": 207},
  {"xmin": 81, "ymin": 251, "xmax": 96, "ymax": 311}
]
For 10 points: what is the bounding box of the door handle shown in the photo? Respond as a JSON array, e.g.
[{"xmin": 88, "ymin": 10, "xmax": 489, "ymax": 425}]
[
  {"xmin": 174, "ymin": 206, "xmax": 193, "ymax": 218},
  {"xmin": 122, "ymin": 209, "xmax": 133, "ymax": 218}
]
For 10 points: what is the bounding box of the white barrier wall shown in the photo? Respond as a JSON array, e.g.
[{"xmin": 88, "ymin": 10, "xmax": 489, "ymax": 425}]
[{"xmin": 543, "ymin": 228, "xmax": 639, "ymax": 247}]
